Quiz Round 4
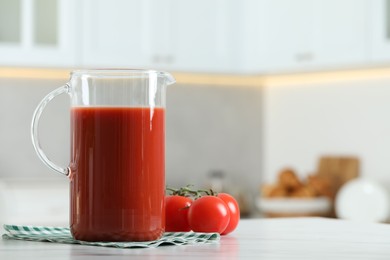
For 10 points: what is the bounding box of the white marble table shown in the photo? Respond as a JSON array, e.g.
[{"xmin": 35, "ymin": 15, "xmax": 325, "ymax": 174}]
[{"xmin": 1, "ymin": 217, "xmax": 390, "ymax": 259}]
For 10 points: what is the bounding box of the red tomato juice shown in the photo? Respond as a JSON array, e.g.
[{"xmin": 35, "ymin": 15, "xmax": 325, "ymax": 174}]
[{"xmin": 69, "ymin": 107, "xmax": 165, "ymax": 242}]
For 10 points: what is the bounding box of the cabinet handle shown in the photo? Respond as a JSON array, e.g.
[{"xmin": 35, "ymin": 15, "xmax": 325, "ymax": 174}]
[
  {"xmin": 152, "ymin": 55, "xmax": 161, "ymax": 63},
  {"xmin": 295, "ymin": 52, "xmax": 314, "ymax": 62},
  {"xmin": 152, "ymin": 55, "xmax": 174, "ymax": 64},
  {"xmin": 164, "ymin": 55, "xmax": 174, "ymax": 64}
]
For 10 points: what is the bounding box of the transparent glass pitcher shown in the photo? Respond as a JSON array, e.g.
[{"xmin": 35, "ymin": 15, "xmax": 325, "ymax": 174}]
[{"xmin": 31, "ymin": 69, "xmax": 175, "ymax": 242}]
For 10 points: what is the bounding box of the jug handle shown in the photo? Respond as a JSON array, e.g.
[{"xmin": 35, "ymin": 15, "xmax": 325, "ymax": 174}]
[{"xmin": 31, "ymin": 84, "xmax": 70, "ymax": 177}]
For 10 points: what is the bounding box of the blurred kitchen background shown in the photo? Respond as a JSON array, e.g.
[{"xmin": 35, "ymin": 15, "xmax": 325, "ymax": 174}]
[{"xmin": 1, "ymin": 0, "xmax": 390, "ymax": 225}]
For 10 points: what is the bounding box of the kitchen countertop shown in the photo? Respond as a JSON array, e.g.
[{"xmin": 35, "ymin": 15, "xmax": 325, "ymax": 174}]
[{"xmin": 1, "ymin": 217, "xmax": 390, "ymax": 259}]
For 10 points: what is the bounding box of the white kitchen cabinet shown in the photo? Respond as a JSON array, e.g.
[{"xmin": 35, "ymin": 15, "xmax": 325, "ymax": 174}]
[
  {"xmin": 312, "ymin": 0, "xmax": 368, "ymax": 67},
  {"xmin": 80, "ymin": 0, "xmax": 152, "ymax": 68},
  {"xmin": 0, "ymin": 0, "xmax": 379, "ymax": 74},
  {"xmin": 80, "ymin": 0, "xmax": 238, "ymax": 73},
  {"xmin": 239, "ymin": 0, "xmax": 369, "ymax": 73},
  {"xmin": 238, "ymin": 0, "xmax": 316, "ymax": 73},
  {"xmin": 369, "ymin": 0, "xmax": 390, "ymax": 63},
  {"xmin": 0, "ymin": 0, "xmax": 77, "ymax": 67},
  {"xmin": 162, "ymin": 0, "xmax": 238, "ymax": 72}
]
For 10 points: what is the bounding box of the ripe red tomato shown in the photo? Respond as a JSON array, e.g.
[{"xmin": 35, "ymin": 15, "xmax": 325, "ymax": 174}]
[
  {"xmin": 165, "ymin": 195, "xmax": 192, "ymax": 232},
  {"xmin": 217, "ymin": 193, "xmax": 240, "ymax": 235},
  {"xmin": 188, "ymin": 196, "xmax": 230, "ymax": 234}
]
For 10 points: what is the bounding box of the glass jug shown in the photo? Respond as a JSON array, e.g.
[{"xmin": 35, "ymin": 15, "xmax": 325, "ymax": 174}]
[{"xmin": 31, "ymin": 69, "xmax": 175, "ymax": 242}]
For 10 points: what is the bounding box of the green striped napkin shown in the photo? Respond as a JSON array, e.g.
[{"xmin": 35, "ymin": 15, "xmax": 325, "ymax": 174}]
[{"xmin": 2, "ymin": 225, "xmax": 220, "ymax": 249}]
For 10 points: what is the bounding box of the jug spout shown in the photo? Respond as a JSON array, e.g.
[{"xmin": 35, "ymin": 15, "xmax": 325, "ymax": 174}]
[{"xmin": 159, "ymin": 71, "xmax": 176, "ymax": 86}]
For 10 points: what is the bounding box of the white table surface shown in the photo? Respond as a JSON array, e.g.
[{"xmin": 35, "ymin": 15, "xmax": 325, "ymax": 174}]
[{"xmin": 1, "ymin": 217, "xmax": 390, "ymax": 260}]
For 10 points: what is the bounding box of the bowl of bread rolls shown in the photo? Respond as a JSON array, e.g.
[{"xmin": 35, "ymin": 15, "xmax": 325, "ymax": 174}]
[{"xmin": 257, "ymin": 168, "xmax": 333, "ymax": 217}]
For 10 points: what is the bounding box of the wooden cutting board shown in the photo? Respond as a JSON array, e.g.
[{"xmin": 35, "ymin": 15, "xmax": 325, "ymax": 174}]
[{"xmin": 317, "ymin": 156, "xmax": 360, "ymax": 199}]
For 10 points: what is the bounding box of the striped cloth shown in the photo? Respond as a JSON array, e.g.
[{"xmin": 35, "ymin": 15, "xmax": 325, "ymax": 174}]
[{"xmin": 2, "ymin": 225, "xmax": 220, "ymax": 249}]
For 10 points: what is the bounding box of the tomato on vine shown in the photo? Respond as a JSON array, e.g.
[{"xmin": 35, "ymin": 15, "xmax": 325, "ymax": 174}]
[
  {"xmin": 217, "ymin": 193, "xmax": 240, "ymax": 235},
  {"xmin": 165, "ymin": 185, "xmax": 240, "ymax": 235},
  {"xmin": 188, "ymin": 195, "xmax": 230, "ymax": 234},
  {"xmin": 165, "ymin": 195, "xmax": 192, "ymax": 232}
]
